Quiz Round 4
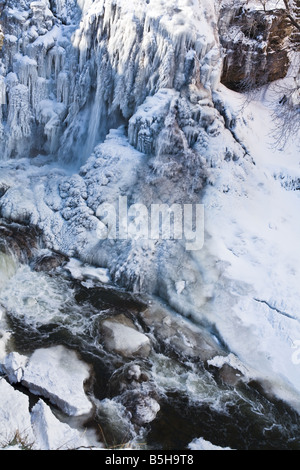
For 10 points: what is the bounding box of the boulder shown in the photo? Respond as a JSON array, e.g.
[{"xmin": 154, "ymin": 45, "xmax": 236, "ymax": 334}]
[
  {"xmin": 101, "ymin": 314, "xmax": 151, "ymax": 358},
  {"xmin": 32, "ymin": 251, "xmax": 68, "ymax": 272},
  {"xmin": 139, "ymin": 304, "xmax": 222, "ymax": 362},
  {"xmin": 22, "ymin": 345, "xmax": 93, "ymax": 416},
  {"xmin": 31, "ymin": 399, "xmax": 91, "ymax": 450},
  {"xmin": 108, "ymin": 362, "xmax": 160, "ymax": 426},
  {"xmin": 0, "ymin": 379, "xmax": 34, "ymax": 448},
  {"xmin": 218, "ymin": 363, "xmax": 243, "ymax": 387}
]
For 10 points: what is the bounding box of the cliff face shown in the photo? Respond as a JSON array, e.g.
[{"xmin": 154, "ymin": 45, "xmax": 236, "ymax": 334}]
[
  {"xmin": 219, "ymin": 6, "xmax": 293, "ymax": 91},
  {"xmin": 0, "ymin": 0, "xmax": 295, "ymax": 161}
]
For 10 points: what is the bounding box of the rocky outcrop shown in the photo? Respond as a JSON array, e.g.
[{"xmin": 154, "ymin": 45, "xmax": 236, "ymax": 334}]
[
  {"xmin": 32, "ymin": 251, "xmax": 68, "ymax": 272},
  {"xmin": 219, "ymin": 7, "xmax": 293, "ymax": 91},
  {"xmin": 139, "ymin": 303, "xmax": 223, "ymax": 362},
  {"xmin": 0, "ymin": 219, "xmax": 41, "ymax": 262}
]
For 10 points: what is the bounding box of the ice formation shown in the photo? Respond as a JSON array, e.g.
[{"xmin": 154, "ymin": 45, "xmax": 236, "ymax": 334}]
[
  {"xmin": 0, "ymin": 0, "xmax": 222, "ymax": 163},
  {"xmin": 0, "ymin": 0, "xmax": 300, "ymax": 437}
]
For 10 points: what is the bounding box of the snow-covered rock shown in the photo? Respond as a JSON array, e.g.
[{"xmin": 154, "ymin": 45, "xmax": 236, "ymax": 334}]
[
  {"xmin": 128, "ymin": 395, "xmax": 160, "ymax": 426},
  {"xmin": 101, "ymin": 314, "xmax": 151, "ymax": 358},
  {"xmin": 0, "ymin": 352, "xmax": 28, "ymax": 383},
  {"xmin": 22, "ymin": 345, "xmax": 93, "ymax": 416},
  {"xmin": 0, "ymin": 331, "xmax": 11, "ymax": 362},
  {"xmin": 188, "ymin": 437, "xmax": 233, "ymax": 450},
  {"xmin": 108, "ymin": 362, "xmax": 161, "ymax": 426},
  {"xmin": 31, "ymin": 399, "xmax": 91, "ymax": 450},
  {"xmin": 0, "ymin": 379, "xmax": 34, "ymax": 447},
  {"xmin": 0, "ymin": 378, "xmax": 99, "ymax": 450}
]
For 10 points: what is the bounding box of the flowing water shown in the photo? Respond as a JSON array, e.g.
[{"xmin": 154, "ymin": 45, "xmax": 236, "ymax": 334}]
[{"xmin": 0, "ymin": 242, "xmax": 300, "ymax": 450}]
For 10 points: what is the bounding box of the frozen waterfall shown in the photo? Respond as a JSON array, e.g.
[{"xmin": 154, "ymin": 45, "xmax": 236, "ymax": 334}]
[{"xmin": 0, "ymin": 0, "xmax": 222, "ymax": 164}]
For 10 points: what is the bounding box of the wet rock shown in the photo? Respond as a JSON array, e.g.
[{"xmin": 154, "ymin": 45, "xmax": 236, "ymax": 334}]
[
  {"xmin": 32, "ymin": 251, "xmax": 69, "ymax": 272},
  {"xmin": 122, "ymin": 392, "xmax": 160, "ymax": 426},
  {"xmin": 207, "ymin": 353, "xmax": 251, "ymax": 387},
  {"xmin": 108, "ymin": 362, "xmax": 151, "ymax": 396},
  {"xmin": 0, "ymin": 183, "xmax": 9, "ymax": 198},
  {"xmin": 76, "ymin": 283, "xmax": 148, "ymax": 312},
  {"xmin": 139, "ymin": 304, "xmax": 223, "ymax": 362},
  {"xmin": 218, "ymin": 363, "xmax": 243, "ymax": 387},
  {"xmin": 108, "ymin": 362, "xmax": 160, "ymax": 426},
  {"xmin": 100, "ymin": 314, "xmax": 151, "ymax": 358}
]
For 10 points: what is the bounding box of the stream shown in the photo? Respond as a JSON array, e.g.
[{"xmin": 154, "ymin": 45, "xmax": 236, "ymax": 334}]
[{"xmin": 0, "ymin": 226, "xmax": 300, "ymax": 450}]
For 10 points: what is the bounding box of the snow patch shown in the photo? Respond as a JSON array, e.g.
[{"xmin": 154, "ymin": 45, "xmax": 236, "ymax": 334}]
[{"xmin": 22, "ymin": 345, "xmax": 93, "ymax": 416}]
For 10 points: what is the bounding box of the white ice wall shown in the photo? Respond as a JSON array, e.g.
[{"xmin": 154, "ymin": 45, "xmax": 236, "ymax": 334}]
[{"xmin": 0, "ymin": 0, "xmax": 222, "ymax": 163}]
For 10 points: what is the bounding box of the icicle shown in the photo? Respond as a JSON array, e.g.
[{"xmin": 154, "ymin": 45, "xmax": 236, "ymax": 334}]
[{"xmin": 0, "ymin": 76, "xmax": 6, "ymax": 107}]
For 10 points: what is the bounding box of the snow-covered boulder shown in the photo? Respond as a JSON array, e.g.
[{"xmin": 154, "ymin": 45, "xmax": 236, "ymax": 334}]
[
  {"xmin": 108, "ymin": 362, "xmax": 160, "ymax": 426},
  {"xmin": 0, "ymin": 379, "xmax": 34, "ymax": 448},
  {"xmin": 31, "ymin": 399, "xmax": 91, "ymax": 450},
  {"xmin": 22, "ymin": 345, "xmax": 93, "ymax": 416},
  {"xmin": 101, "ymin": 314, "xmax": 151, "ymax": 358},
  {"xmin": 188, "ymin": 437, "xmax": 233, "ymax": 450}
]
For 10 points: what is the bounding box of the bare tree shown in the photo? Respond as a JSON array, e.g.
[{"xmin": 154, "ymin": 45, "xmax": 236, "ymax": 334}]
[
  {"xmin": 282, "ymin": 0, "xmax": 300, "ymax": 32},
  {"xmin": 270, "ymin": 53, "xmax": 300, "ymax": 149},
  {"xmin": 242, "ymin": 0, "xmax": 300, "ymax": 148}
]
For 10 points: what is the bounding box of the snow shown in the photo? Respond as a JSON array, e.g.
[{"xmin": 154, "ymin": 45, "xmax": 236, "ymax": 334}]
[
  {"xmin": 0, "ymin": 79, "xmax": 299, "ymax": 410},
  {"xmin": 0, "ymin": 352, "xmax": 28, "ymax": 383},
  {"xmin": 0, "ymin": 378, "xmax": 95, "ymax": 450},
  {"xmin": 65, "ymin": 257, "xmax": 111, "ymax": 284},
  {"xmin": 31, "ymin": 399, "xmax": 91, "ymax": 450},
  {"xmin": 188, "ymin": 437, "xmax": 233, "ymax": 450},
  {"xmin": 0, "ymin": 0, "xmax": 222, "ymax": 163},
  {"xmin": 22, "ymin": 345, "xmax": 93, "ymax": 416},
  {"xmin": 101, "ymin": 317, "xmax": 151, "ymax": 358},
  {"xmin": 245, "ymin": 0, "xmax": 286, "ymax": 10},
  {"xmin": 0, "ymin": 331, "xmax": 11, "ymax": 362},
  {"xmin": 128, "ymin": 88, "xmax": 180, "ymax": 154},
  {"xmin": 0, "ymin": 379, "xmax": 35, "ymax": 447},
  {"xmin": 0, "ymin": 0, "xmax": 299, "ymax": 448},
  {"xmin": 198, "ymin": 83, "xmax": 300, "ymax": 409}
]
